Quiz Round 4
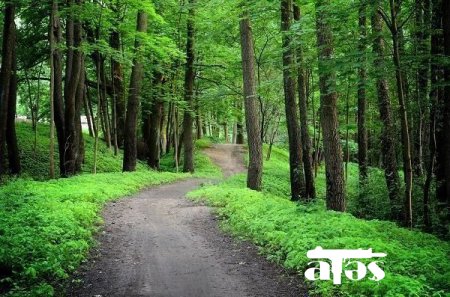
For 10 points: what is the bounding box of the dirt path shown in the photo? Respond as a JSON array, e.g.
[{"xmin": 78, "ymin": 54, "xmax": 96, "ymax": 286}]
[
  {"xmin": 203, "ymin": 144, "xmax": 247, "ymax": 177},
  {"xmin": 68, "ymin": 145, "xmax": 307, "ymax": 297}
]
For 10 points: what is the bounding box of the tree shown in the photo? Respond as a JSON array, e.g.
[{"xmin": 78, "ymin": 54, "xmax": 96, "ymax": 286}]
[
  {"xmin": 371, "ymin": 0, "xmax": 402, "ymax": 218},
  {"xmin": 437, "ymin": 0, "xmax": 450, "ymax": 229},
  {"xmin": 182, "ymin": 0, "xmax": 196, "ymax": 173},
  {"xmin": 123, "ymin": 11, "xmax": 148, "ymax": 172},
  {"xmin": 294, "ymin": 3, "xmax": 315, "ymax": 200},
  {"xmin": 0, "ymin": 3, "xmax": 20, "ymax": 175},
  {"xmin": 379, "ymin": 0, "xmax": 414, "ymax": 227},
  {"xmin": 315, "ymin": 0, "xmax": 346, "ymax": 211},
  {"xmin": 147, "ymin": 73, "xmax": 165, "ymax": 170},
  {"xmin": 239, "ymin": 10, "xmax": 263, "ymax": 191},
  {"xmin": 281, "ymin": 0, "xmax": 305, "ymax": 201}
]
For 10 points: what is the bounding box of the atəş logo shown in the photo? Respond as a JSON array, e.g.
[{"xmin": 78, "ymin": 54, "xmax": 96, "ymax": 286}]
[{"xmin": 305, "ymin": 247, "xmax": 387, "ymax": 285}]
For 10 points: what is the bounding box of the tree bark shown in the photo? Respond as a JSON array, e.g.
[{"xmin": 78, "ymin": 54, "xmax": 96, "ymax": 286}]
[
  {"xmin": 63, "ymin": 0, "xmax": 84, "ymax": 176},
  {"xmin": 0, "ymin": 3, "xmax": 20, "ymax": 175},
  {"xmin": 371, "ymin": 1, "xmax": 402, "ymax": 218},
  {"xmin": 239, "ymin": 13, "xmax": 263, "ymax": 191},
  {"xmin": 147, "ymin": 73, "xmax": 165, "ymax": 170},
  {"xmin": 6, "ymin": 22, "xmax": 20, "ymax": 175},
  {"xmin": 281, "ymin": 0, "xmax": 306, "ymax": 201},
  {"xmin": 123, "ymin": 11, "xmax": 148, "ymax": 172},
  {"xmin": 110, "ymin": 31, "xmax": 126, "ymax": 148},
  {"xmin": 438, "ymin": 0, "xmax": 450, "ymax": 228},
  {"xmin": 182, "ymin": 0, "xmax": 196, "ymax": 173},
  {"xmin": 294, "ymin": 4, "xmax": 315, "ymax": 200},
  {"xmin": 387, "ymin": 0, "xmax": 414, "ymax": 227},
  {"xmin": 49, "ymin": 1, "xmax": 57, "ymax": 178},
  {"xmin": 315, "ymin": 0, "xmax": 346, "ymax": 211}
]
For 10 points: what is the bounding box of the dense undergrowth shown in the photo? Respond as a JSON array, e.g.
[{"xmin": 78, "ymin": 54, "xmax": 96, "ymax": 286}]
[
  {"xmin": 0, "ymin": 124, "xmax": 220, "ymax": 296},
  {"xmin": 15, "ymin": 123, "xmax": 148, "ymax": 180},
  {"xmin": 188, "ymin": 146, "xmax": 450, "ymax": 297}
]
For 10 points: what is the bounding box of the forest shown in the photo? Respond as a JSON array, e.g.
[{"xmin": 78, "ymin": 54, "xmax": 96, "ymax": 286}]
[{"xmin": 0, "ymin": 0, "xmax": 449, "ymax": 296}]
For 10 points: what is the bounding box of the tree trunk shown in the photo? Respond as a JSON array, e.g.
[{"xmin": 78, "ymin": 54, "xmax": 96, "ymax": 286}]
[
  {"xmin": 0, "ymin": 4, "xmax": 16, "ymax": 174},
  {"xmin": 281, "ymin": 0, "xmax": 306, "ymax": 201},
  {"xmin": 294, "ymin": 4, "xmax": 315, "ymax": 200},
  {"xmin": 147, "ymin": 73, "xmax": 165, "ymax": 170},
  {"xmin": 438, "ymin": 0, "xmax": 450, "ymax": 229},
  {"xmin": 83, "ymin": 85, "xmax": 94, "ymax": 137},
  {"xmin": 147, "ymin": 101, "xmax": 163, "ymax": 169},
  {"xmin": 6, "ymin": 26, "xmax": 20, "ymax": 175},
  {"xmin": 372, "ymin": 1, "xmax": 402, "ymax": 218},
  {"xmin": 182, "ymin": 0, "xmax": 196, "ymax": 173},
  {"xmin": 357, "ymin": 1, "xmax": 369, "ymax": 186},
  {"xmin": 239, "ymin": 13, "xmax": 263, "ymax": 191},
  {"xmin": 110, "ymin": 30, "xmax": 126, "ymax": 148},
  {"xmin": 315, "ymin": 0, "xmax": 346, "ymax": 211},
  {"xmin": 49, "ymin": 1, "xmax": 57, "ymax": 178},
  {"xmin": 413, "ymin": 0, "xmax": 431, "ymax": 176},
  {"xmin": 388, "ymin": 0, "xmax": 414, "ymax": 227},
  {"xmin": 63, "ymin": 0, "xmax": 83, "ymax": 176},
  {"xmin": 123, "ymin": 11, "xmax": 148, "ymax": 172}
]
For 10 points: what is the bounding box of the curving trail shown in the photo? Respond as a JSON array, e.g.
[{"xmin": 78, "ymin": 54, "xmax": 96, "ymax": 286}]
[{"xmin": 68, "ymin": 145, "xmax": 307, "ymax": 297}]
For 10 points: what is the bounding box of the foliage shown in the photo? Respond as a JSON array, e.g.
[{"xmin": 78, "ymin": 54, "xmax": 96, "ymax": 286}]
[
  {"xmin": 14, "ymin": 122, "xmax": 147, "ymax": 180},
  {"xmin": 188, "ymin": 146, "xmax": 450, "ymax": 296},
  {"xmin": 0, "ymin": 123, "xmax": 220, "ymax": 296},
  {"xmin": 0, "ymin": 171, "xmax": 186, "ymax": 296}
]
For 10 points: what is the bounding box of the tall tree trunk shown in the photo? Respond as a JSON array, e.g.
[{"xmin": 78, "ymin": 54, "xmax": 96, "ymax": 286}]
[
  {"xmin": 281, "ymin": 0, "xmax": 306, "ymax": 201},
  {"xmin": 294, "ymin": 4, "xmax": 315, "ymax": 200},
  {"xmin": 387, "ymin": 0, "xmax": 414, "ymax": 227},
  {"xmin": 75, "ymin": 58, "xmax": 85, "ymax": 172},
  {"xmin": 413, "ymin": 0, "xmax": 431, "ymax": 176},
  {"xmin": 357, "ymin": 1, "xmax": 369, "ymax": 187},
  {"xmin": 147, "ymin": 73, "xmax": 165, "ymax": 170},
  {"xmin": 0, "ymin": 4, "xmax": 16, "ymax": 174},
  {"xmin": 315, "ymin": 0, "xmax": 346, "ymax": 211},
  {"xmin": 49, "ymin": 0, "xmax": 57, "ymax": 178},
  {"xmin": 63, "ymin": 0, "xmax": 83, "ymax": 176},
  {"xmin": 195, "ymin": 83, "xmax": 203, "ymax": 140},
  {"xmin": 110, "ymin": 30, "xmax": 126, "ymax": 148},
  {"xmin": 100, "ymin": 59, "xmax": 112, "ymax": 149},
  {"xmin": 239, "ymin": 13, "xmax": 263, "ymax": 191},
  {"xmin": 372, "ymin": 1, "xmax": 402, "ymax": 218},
  {"xmin": 425, "ymin": 0, "xmax": 442, "ymax": 231},
  {"xmin": 438, "ymin": 0, "xmax": 450, "ymax": 229},
  {"xmin": 6, "ymin": 23, "xmax": 20, "ymax": 175},
  {"xmin": 182, "ymin": 0, "xmax": 196, "ymax": 173},
  {"xmin": 147, "ymin": 101, "xmax": 163, "ymax": 169},
  {"xmin": 431, "ymin": 0, "xmax": 446, "ymax": 231},
  {"xmin": 123, "ymin": 11, "xmax": 148, "ymax": 172}
]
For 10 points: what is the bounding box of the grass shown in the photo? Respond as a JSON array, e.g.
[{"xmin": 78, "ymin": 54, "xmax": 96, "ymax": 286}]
[
  {"xmin": 0, "ymin": 124, "xmax": 221, "ymax": 296},
  {"xmin": 188, "ymin": 146, "xmax": 450, "ymax": 297}
]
